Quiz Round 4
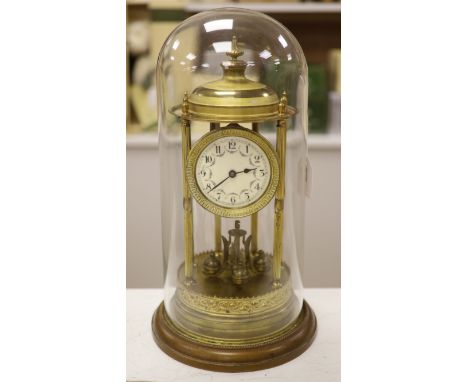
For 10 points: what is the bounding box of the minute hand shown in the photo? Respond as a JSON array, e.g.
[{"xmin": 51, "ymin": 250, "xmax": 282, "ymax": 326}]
[{"xmin": 208, "ymin": 175, "xmax": 230, "ymax": 193}]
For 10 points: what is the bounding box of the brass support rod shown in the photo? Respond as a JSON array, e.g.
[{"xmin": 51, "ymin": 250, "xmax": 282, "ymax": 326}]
[
  {"xmin": 251, "ymin": 213, "xmax": 258, "ymax": 254},
  {"xmin": 273, "ymin": 93, "xmax": 288, "ymax": 286},
  {"xmin": 182, "ymin": 93, "xmax": 194, "ymax": 282},
  {"xmin": 215, "ymin": 215, "xmax": 222, "ymax": 255},
  {"xmin": 251, "ymin": 122, "xmax": 259, "ymax": 253},
  {"xmin": 210, "ymin": 122, "xmax": 222, "ymax": 256}
]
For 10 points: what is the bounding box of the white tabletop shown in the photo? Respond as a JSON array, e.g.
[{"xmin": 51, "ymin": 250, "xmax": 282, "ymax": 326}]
[{"xmin": 127, "ymin": 288, "xmax": 340, "ymax": 382}]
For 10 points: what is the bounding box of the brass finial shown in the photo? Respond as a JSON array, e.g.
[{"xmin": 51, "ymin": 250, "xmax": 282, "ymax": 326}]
[
  {"xmin": 279, "ymin": 91, "xmax": 288, "ymax": 115},
  {"xmin": 226, "ymin": 35, "xmax": 244, "ymax": 60},
  {"xmin": 182, "ymin": 91, "xmax": 189, "ymax": 115}
]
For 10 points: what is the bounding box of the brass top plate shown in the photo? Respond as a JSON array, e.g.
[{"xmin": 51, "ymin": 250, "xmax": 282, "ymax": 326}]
[{"xmin": 170, "ymin": 103, "xmax": 295, "ymax": 123}]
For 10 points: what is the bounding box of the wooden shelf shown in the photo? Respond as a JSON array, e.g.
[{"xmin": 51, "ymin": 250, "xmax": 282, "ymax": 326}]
[
  {"xmin": 185, "ymin": 2, "xmax": 341, "ymax": 14},
  {"xmin": 126, "ymin": 0, "xmax": 151, "ymax": 5},
  {"xmin": 308, "ymin": 133, "xmax": 341, "ymax": 149},
  {"xmin": 127, "ymin": 1, "xmax": 341, "ymax": 13},
  {"xmin": 127, "ymin": 1, "xmax": 340, "ymax": 64},
  {"xmin": 126, "ymin": 132, "xmax": 159, "ymax": 149},
  {"xmin": 127, "ymin": 132, "xmax": 340, "ymax": 150}
]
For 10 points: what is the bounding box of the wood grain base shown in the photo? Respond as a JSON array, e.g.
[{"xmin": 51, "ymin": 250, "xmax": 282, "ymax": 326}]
[{"xmin": 151, "ymin": 300, "xmax": 317, "ymax": 372}]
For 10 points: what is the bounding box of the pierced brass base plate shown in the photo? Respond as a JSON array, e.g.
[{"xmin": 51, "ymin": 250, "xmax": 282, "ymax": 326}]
[{"xmin": 152, "ymin": 300, "xmax": 317, "ymax": 372}]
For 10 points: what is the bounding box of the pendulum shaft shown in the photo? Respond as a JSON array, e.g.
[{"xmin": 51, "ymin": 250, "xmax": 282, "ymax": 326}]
[
  {"xmin": 273, "ymin": 92, "xmax": 288, "ymax": 286},
  {"xmin": 210, "ymin": 122, "xmax": 222, "ymax": 257},
  {"xmin": 251, "ymin": 122, "xmax": 259, "ymax": 254},
  {"xmin": 182, "ymin": 92, "xmax": 194, "ymax": 282}
]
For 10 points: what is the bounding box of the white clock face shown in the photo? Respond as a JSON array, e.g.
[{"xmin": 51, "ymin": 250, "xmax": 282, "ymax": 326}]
[{"xmin": 195, "ymin": 136, "xmax": 272, "ymax": 208}]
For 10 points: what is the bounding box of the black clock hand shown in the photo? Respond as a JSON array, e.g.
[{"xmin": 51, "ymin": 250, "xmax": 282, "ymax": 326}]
[
  {"xmin": 208, "ymin": 168, "xmax": 257, "ymax": 193},
  {"xmin": 240, "ymin": 168, "xmax": 256, "ymax": 174},
  {"xmin": 208, "ymin": 175, "xmax": 230, "ymax": 193}
]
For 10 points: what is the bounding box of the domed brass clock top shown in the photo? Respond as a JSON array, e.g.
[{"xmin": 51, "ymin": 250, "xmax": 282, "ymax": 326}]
[{"xmin": 186, "ymin": 126, "xmax": 279, "ymax": 218}]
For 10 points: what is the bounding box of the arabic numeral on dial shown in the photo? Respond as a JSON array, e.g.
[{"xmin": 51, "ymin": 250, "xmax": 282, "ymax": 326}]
[
  {"xmin": 250, "ymin": 180, "xmax": 261, "ymax": 192},
  {"xmin": 259, "ymin": 169, "xmax": 265, "ymax": 177},
  {"xmin": 200, "ymin": 167, "xmax": 212, "ymax": 180},
  {"xmin": 205, "ymin": 180, "xmax": 216, "ymax": 191},
  {"xmin": 243, "ymin": 192, "xmax": 250, "ymax": 200},
  {"xmin": 240, "ymin": 144, "xmax": 249, "ymax": 156},
  {"xmin": 213, "ymin": 144, "xmax": 225, "ymax": 157},
  {"xmin": 252, "ymin": 154, "xmax": 261, "ymax": 164},
  {"xmin": 216, "ymin": 191, "xmax": 222, "ymax": 201},
  {"xmin": 230, "ymin": 195, "xmax": 237, "ymax": 204},
  {"xmin": 228, "ymin": 140, "xmax": 237, "ymax": 150}
]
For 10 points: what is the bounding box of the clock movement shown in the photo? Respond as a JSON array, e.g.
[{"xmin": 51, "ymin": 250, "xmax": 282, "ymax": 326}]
[{"xmin": 152, "ymin": 8, "xmax": 316, "ymax": 372}]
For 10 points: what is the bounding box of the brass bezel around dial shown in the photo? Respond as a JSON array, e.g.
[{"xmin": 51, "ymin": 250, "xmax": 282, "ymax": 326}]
[{"xmin": 186, "ymin": 126, "xmax": 280, "ymax": 218}]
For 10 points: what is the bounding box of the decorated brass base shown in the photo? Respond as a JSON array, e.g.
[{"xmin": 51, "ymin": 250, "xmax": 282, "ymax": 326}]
[
  {"xmin": 173, "ymin": 251, "xmax": 298, "ymax": 341},
  {"xmin": 152, "ymin": 300, "xmax": 317, "ymax": 372}
]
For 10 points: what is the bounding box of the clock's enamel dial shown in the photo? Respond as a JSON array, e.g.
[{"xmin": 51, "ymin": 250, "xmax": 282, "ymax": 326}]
[{"xmin": 187, "ymin": 127, "xmax": 279, "ymax": 218}]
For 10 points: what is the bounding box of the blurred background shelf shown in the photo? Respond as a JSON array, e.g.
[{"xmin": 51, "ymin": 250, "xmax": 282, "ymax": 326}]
[
  {"xmin": 185, "ymin": 2, "xmax": 341, "ymax": 13},
  {"xmin": 126, "ymin": 132, "xmax": 341, "ymax": 150},
  {"xmin": 308, "ymin": 133, "xmax": 341, "ymax": 149},
  {"xmin": 128, "ymin": 0, "xmax": 340, "ymax": 12},
  {"xmin": 126, "ymin": 132, "xmax": 159, "ymax": 149},
  {"xmin": 127, "ymin": 0, "xmax": 341, "ymax": 132}
]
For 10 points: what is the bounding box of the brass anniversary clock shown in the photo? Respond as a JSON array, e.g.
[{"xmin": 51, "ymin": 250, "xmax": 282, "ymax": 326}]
[{"xmin": 152, "ymin": 8, "xmax": 317, "ymax": 372}]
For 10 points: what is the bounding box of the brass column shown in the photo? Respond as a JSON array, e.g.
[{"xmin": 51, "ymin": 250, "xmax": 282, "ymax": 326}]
[
  {"xmin": 182, "ymin": 92, "xmax": 194, "ymax": 282},
  {"xmin": 210, "ymin": 122, "xmax": 222, "ymax": 257},
  {"xmin": 251, "ymin": 122, "xmax": 259, "ymax": 254},
  {"xmin": 273, "ymin": 92, "xmax": 288, "ymax": 286}
]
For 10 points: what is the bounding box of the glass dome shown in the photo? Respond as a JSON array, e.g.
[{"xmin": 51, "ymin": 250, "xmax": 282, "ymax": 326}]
[{"xmin": 153, "ymin": 8, "xmax": 314, "ymax": 371}]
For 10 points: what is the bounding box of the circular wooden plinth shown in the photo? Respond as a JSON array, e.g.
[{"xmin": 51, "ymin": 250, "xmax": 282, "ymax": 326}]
[{"xmin": 151, "ymin": 300, "xmax": 317, "ymax": 372}]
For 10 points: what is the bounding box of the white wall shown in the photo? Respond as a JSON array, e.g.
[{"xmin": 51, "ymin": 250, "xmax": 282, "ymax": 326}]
[{"xmin": 126, "ymin": 134, "xmax": 340, "ymax": 288}]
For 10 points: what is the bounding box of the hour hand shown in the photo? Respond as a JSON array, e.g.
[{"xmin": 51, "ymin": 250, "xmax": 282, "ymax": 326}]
[
  {"xmin": 236, "ymin": 168, "xmax": 257, "ymax": 174},
  {"xmin": 243, "ymin": 168, "xmax": 257, "ymax": 174}
]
